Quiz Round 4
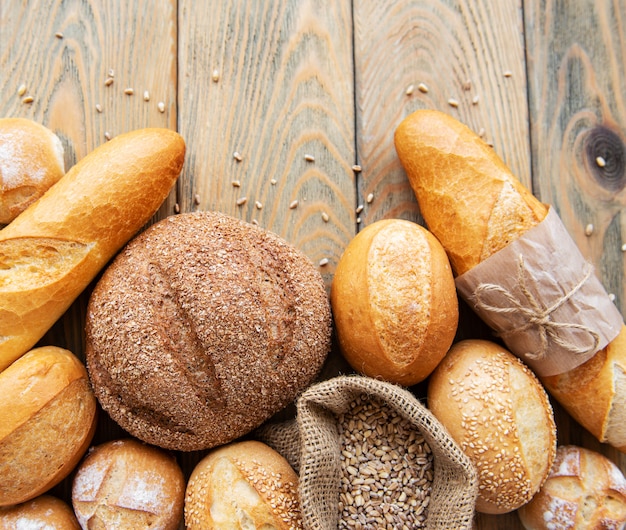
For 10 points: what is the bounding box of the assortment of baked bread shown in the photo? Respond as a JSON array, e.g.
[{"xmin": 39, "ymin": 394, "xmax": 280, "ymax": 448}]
[{"xmin": 1, "ymin": 112, "xmax": 625, "ymax": 529}]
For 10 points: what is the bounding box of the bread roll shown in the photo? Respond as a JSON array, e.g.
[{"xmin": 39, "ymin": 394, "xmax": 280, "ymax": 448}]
[
  {"xmin": 0, "ymin": 346, "xmax": 97, "ymax": 506},
  {"xmin": 72, "ymin": 438, "xmax": 185, "ymax": 530},
  {"xmin": 331, "ymin": 218, "xmax": 458, "ymax": 385},
  {"xmin": 185, "ymin": 440, "xmax": 302, "ymax": 529},
  {"xmin": 0, "ymin": 127, "xmax": 185, "ymax": 372},
  {"xmin": 86, "ymin": 211, "xmax": 332, "ymax": 451},
  {"xmin": 0, "ymin": 118, "xmax": 65, "ymax": 225},
  {"xmin": 0, "ymin": 495, "xmax": 80, "ymax": 529},
  {"xmin": 427, "ymin": 339, "xmax": 557, "ymax": 514},
  {"xmin": 518, "ymin": 445, "xmax": 626, "ymax": 529},
  {"xmin": 394, "ymin": 109, "xmax": 626, "ymax": 451}
]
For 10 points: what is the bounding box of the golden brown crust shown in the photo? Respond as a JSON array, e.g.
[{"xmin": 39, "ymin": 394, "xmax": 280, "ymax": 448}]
[
  {"xmin": 394, "ymin": 109, "xmax": 547, "ymax": 275},
  {"xmin": 0, "ymin": 495, "xmax": 80, "ymax": 529},
  {"xmin": 518, "ymin": 445, "xmax": 626, "ymax": 529},
  {"xmin": 541, "ymin": 324, "xmax": 626, "ymax": 450},
  {"xmin": 427, "ymin": 339, "xmax": 557, "ymax": 514},
  {"xmin": 185, "ymin": 440, "xmax": 302, "ymax": 529},
  {"xmin": 331, "ymin": 218, "xmax": 458, "ymax": 386},
  {"xmin": 0, "ymin": 118, "xmax": 65, "ymax": 225},
  {"xmin": 86, "ymin": 211, "xmax": 332, "ymax": 451},
  {"xmin": 0, "ymin": 128, "xmax": 185, "ymax": 371},
  {"xmin": 72, "ymin": 439, "xmax": 185, "ymax": 530},
  {"xmin": 0, "ymin": 347, "xmax": 97, "ymax": 506}
]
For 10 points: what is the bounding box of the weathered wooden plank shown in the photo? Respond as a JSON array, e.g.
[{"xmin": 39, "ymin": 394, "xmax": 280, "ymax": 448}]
[
  {"xmin": 353, "ymin": 0, "xmax": 531, "ymax": 228},
  {"xmin": 525, "ymin": 0, "xmax": 626, "ymax": 507},
  {"xmin": 177, "ymin": 0, "xmax": 356, "ymax": 289}
]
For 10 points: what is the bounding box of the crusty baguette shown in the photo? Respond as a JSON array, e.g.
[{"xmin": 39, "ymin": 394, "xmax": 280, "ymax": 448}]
[
  {"xmin": 0, "ymin": 128, "xmax": 185, "ymax": 371},
  {"xmin": 394, "ymin": 109, "xmax": 626, "ymax": 451},
  {"xmin": 394, "ymin": 109, "xmax": 547, "ymax": 276}
]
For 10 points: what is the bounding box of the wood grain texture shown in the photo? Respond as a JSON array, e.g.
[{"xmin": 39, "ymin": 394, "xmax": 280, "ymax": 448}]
[
  {"xmin": 177, "ymin": 0, "xmax": 356, "ymax": 288},
  {"xmin": 353, "ymin": 0, "xmax": 531, "ymax": 227}
]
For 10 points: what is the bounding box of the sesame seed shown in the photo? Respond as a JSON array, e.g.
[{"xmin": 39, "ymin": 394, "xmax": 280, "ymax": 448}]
[
  {"xmin": 596, "ymin": 156, "xmax": 606, "ymax": 167},
  {"xmin": 585, "ymin": 223, "xmax": 594, "ymax": 236},
  {"xmin": 104, "ymin": 77, "xmax": 114, "ymax": 86},
  {"xmin": 319, "ymin": 258, "xmax": 329, "ymax": 267},
  {"xmin": 405, "ymin": 84, "xmax": 415, "ymax": 95},
  {"xmin": 356, "ymin": 204, "xmax": 364, "ymax": 214},
  {"xmin": 255, "ymin": 201, "xmax": 263, "ymax": 210},
  {"xmin": 417, "ymin": 83, "xmax": 429, "ymax": 93},
  {"xmin": 143, "ymin": 90, "xmax": 150, "ymax": 101},
  {"xmin": 289, "ymin": 200, "xmax": 299, "ymax": 209},
  {"xmin": 270, "ymin": 178, "xmax": 277, "ymax": 185},
  {"xmin": 503, "ymin": 70, "xmax": 513, "ymax": 78},
  {"xmin": 124, "ymin": 87, "xmax": 134, "ymax": 95},
  {"xmin": 236, "ymin": 196, "xmax": 247, "ymax": 206},
  {"xmin": 356, "ymin": 217, "xmax": 362, "ymax": 224},
  {"xmin": 104, "ymin": 131, "xmax": 111, "ymax": 141},
  {"xmin": 194, "ymin": 194, "xmax": 201, "ymax": 205},
  {"xmin": 55, "ymin": 32, "xmax": 64, "ymax": 39},
  {"xmin": 157, "ymin": 101, "xmax": 166, "ymax": 113},
  {"xmin": 174, "ymin": 202, "xmax": 180, "ymax": 213},
  {"xmin": 304, "ymin": 154, "xmax": 315, "ymax": 162},
  {"xmin": 352, "ymin": 164, "xmax": 362, "ymax": 173},
  {"xmin": 448, "ymin": 98, "xmax": 459, "ymax": 108},
  {"xmin": 233, "ymin": 151, "xmax": 243, "ymax": 161},
  {"xmin": 621, "ymin": 243, "xmax": 626, "ymax": 252},
  {"xmin": 108, "ymin": 68, "xmax": 115, "ymax": 77},
  {"xmin": 472, "ymin": 95, "xmax": 480, "ymax": 105},
  {"xmin": 95, "ymin": 103, "xmax": 103, "ymax": 113},
  {"xmin": 609, "ymin": 293, "xmax": 616, "ymax": 302},
  {"xmin": 366, "ymin": 193, "xmax": 374, "ymax": 204},
  {"xmin": 232, "ymin": 180, "xmax": 241, "ymax": 187},
  {"xmin": 22, "ymin": 96, "xmax": 34, "ymax": 104},
  {"xmin": 462, "ymin": 80, "xmax": 472, "ymax": 91},
  {"xmin": 212, "ymin": 69, "xmax": 220, "ymax": 82},
  {"xmin": 17, "ymin": 84, "xmax": 26, "ymax": 96},
  {"xmin": 321, "ymin": 212, "xmax": 329, "ymax": 222}
]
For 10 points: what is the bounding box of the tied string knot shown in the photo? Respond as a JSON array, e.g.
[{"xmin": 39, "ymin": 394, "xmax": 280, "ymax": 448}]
[{"xmin": 470, "ymin": 254, "xmax": 600, "ymax": 360}]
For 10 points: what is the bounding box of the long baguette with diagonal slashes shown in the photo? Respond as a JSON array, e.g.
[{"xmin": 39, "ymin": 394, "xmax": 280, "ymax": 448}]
[
  {"xmin": 394, "ymin": 109, "xmax": 626, "ymax": 451},
  {"xmin": 0, "ymin": 128, "xmax": 185, "ymax": 371}
]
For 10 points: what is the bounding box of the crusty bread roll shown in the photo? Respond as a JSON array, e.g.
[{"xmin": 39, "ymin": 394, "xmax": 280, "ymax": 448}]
[
  {"xmin": 185, "ymin": 440, "xmax": 302, "ymax": 529},
  {"xmin": 86, "ymin": 211, "xmax": 332, "ymax": 451},
  {"xmin": 394, "ymin": 109, "xmax": 547, "ymax": 276},
  {"xmin": 518, "ymin": 445, "xmax": 626, "ymax": 529},
  {"xmin": 0, "ymin": 128, "xmax": 185, "ymax": 372},
  {"xmin": 0, "ymin": 118, "xmax": 65, "ymax": 225},
  {"xmin": 72, "ymin": 438, "xmax": 185, "ymax": 530},
  {"xmin": 427, "ymin": 339, "xmax": 557, "ymax": 514},
  {"xmin": 331, "ymin": 218, "xmax": 458, "ymax": 385},
  {"xmin": 0, "ymin": 346, "xmax": 97, "ymax": 506},
  {"xmin": 394, "ymin": 109, "xmax": 626, "ymax": 451},
  {"xmin": 0, "ymin": 495, "xmax": 80, "ymax": 529}
]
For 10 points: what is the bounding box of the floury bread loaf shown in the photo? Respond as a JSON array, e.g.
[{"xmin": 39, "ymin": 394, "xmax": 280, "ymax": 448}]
[
  {"xmin": 394, "ymin": 109, "xmax": 626, "ymax": 450},
  {"xmin": 0, "ymin": 128, "xmax": 185, "ymax": 371},
  {"xmin": 0, "ymin": 118, "xmax": 65, "ymax": 224}
]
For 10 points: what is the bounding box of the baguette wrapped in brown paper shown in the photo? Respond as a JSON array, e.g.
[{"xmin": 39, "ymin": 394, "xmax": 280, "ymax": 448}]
[
  {"xmin": 394, "ymin": 109, "xmax": 626, "ymax": 451},
  {"xmin": 0, "ymin": 128, "xmax": 185, "ymax": 372}
]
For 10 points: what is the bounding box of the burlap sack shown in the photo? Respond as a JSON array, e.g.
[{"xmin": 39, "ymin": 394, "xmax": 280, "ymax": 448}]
[{"xmin": 256, "ymin": 375, "xmax": 477, "ymax": 530}]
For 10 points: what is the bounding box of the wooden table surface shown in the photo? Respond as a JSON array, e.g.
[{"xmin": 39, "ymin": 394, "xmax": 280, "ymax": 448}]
[{"xmin": 2, "ymin": 1, "xmax": 626, "ymax": 528}]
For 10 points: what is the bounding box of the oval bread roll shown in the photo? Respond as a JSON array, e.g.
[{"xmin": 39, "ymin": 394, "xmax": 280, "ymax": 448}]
[
  {"xmin": 86, "ymin": 211, "xmax": 332, "ymax": 451},
  {"xmin": 185, "ymin": 440, "xmax": 302, "ymax": 529},
  {"xmin": 0, "ymin": 118, "xmax": 65, "ymax": 225},
  {"xmin": 518, "ymin": 445, "xmax": 626, "ymax": 529},
  {"xmin": 72, "ymin": 438, "xmax": 185, "ymax": 530},
  {"xmin": 0, "ymin": 495, "xmax": 80, "ymax": 529},
  {"xmin": 331, "ymin": 218, "xmax": 458, "ymax": 386},
  {"xmin": 0, "ymin": 346, "xmax": 97, "ymax": 506},
  {"xmin": 427, "ymin": 339, "xmax": 557, "ymax": 514}
]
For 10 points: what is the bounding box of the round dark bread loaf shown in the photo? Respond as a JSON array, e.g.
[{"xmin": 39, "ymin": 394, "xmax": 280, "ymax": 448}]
[{"xmin": 85, "ymin": 211, "xmax": 332, "ymax": 451}]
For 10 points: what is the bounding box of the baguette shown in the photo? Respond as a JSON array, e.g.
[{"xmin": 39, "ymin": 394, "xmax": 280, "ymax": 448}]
[
  {"xmin": 394, "ymin": 109, "xmax": 626, "ymax": 450},
  {"xmin": 0, "ymin": 128, "xmax": 185, "ymax": 371}
]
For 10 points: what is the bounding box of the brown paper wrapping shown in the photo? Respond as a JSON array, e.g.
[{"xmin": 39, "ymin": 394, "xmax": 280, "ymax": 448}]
[{"xmin": 455, "ymin": 206, "xmax": 623, "ymax": 376}]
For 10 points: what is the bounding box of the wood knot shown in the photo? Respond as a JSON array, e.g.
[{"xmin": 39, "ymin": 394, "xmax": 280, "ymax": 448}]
[{"xmin": 585, "ymin": 126, "xmax": 625, "ymax": 191}]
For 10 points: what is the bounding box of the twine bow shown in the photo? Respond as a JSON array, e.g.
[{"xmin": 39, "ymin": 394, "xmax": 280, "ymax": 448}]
[{"xmin": 470, "ymin": 254, "xmax": 600, "ymax": 360}]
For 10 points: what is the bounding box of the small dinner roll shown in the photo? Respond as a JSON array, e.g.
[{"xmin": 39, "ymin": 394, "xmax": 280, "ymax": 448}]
[
  {"xmin": 72, "ymin": 438, "xmax": 185, "ymax": 530},
  {"xmin": 518, "ymin": 445, "xmax": 626, "ymax": 529},
  {"xmin": 0, "ymin": 495, "xmax": 80, "ymax": 529},
  {"xmin": 0, "ymin": 118, "xmax": 65, "ymax": 224},
  {"xmin": 427, "ymin": 339, "xmax": 557, "ymax": 514},
  {"xmin": 185, "ymin": 440, "xmax": 302, "ymax": 529}
]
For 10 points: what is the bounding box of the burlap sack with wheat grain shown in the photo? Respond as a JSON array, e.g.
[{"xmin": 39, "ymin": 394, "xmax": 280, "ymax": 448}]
[{"xmin": 256, "ymin": 375, "xmax": 477, "ymax": 530}]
